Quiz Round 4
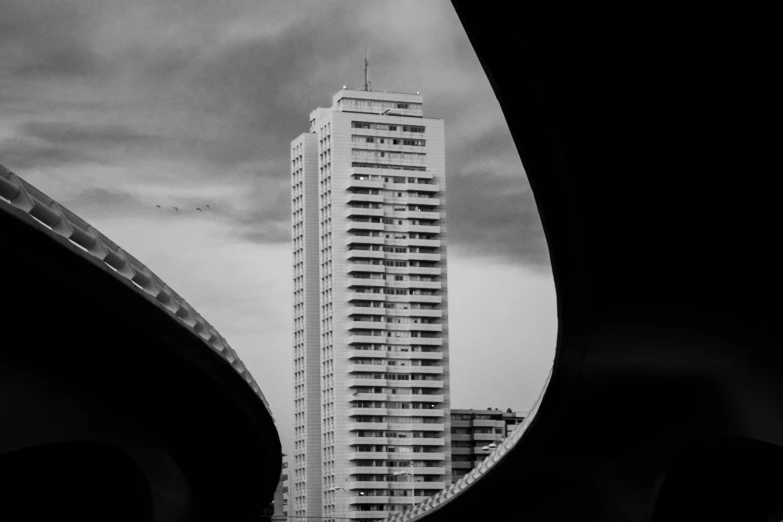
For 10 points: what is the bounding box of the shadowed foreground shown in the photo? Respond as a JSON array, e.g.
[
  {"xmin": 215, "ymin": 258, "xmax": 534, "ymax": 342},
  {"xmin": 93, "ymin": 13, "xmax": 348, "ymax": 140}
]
[
  {"xmin": 0, "ymin": 165, "xmax": 281, "ymax": 522},
  {"xmin": 385, "ymin": 4, "xmax": 782, "ymax": 522}
]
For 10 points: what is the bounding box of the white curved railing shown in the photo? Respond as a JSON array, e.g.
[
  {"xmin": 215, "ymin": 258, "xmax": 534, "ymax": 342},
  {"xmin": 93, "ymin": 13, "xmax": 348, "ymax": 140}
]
[
  {"xmin": 383, "ymin": 366, "xmax": 553, "ymax": 521},
  {"xmin": 0, "ymin": 165, "xmax": 273, "ymax": 419}
]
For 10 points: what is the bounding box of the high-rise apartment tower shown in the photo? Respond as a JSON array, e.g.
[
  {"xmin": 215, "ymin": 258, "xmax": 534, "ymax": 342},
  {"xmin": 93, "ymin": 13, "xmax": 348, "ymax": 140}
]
[{"xmin": 290, "ymin": 88, "xmax": 452, "ymax": 522}]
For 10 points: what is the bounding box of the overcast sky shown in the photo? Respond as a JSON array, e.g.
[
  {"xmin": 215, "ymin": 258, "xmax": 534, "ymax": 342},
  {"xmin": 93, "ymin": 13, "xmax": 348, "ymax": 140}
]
[{"xmin": 0, "ymin": 0, "xmax": 556, "ymax": 453}]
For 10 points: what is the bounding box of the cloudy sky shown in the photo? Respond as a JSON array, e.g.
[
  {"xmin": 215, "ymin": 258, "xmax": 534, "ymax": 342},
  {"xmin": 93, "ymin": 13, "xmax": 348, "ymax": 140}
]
[{"xmin": 0, "ymin": 0, "xmax": 556, "ymax": 453}]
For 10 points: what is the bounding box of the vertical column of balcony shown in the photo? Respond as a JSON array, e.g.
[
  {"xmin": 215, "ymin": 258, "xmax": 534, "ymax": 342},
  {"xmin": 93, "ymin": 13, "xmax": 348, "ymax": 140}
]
[{"xmin": 343, "ymin": 123, "xmax": 449, "ymax": 520}]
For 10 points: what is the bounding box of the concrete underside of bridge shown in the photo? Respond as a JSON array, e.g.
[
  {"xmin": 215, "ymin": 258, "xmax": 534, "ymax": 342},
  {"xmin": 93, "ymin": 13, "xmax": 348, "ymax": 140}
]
[
  {"xmin": 402, "ymin": 4, "xmax": 782, "ymax": 522},
  {"xmin": 0, "ymin": 201, "xmax": 280, "ymax": 521}
]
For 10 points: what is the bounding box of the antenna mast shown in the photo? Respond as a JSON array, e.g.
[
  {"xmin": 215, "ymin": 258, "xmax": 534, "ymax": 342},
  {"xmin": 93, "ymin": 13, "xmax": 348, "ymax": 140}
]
[{"xmin": 363, "ymin": 46, "xmax": 371, "ymax": 91}]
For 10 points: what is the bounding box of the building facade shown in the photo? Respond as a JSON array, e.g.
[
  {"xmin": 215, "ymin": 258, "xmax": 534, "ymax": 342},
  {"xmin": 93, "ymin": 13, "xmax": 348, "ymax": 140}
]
[
  {"xmin": 290, "ymin": 88, "xmax": 452, "ymax": 522},
  {"xmin": 450, "ymin": 409, "xmax": 527, "ymax": 482},
  {"xmin": 270, "ymin": 460, "xmax": 289, "ymax": 522}
]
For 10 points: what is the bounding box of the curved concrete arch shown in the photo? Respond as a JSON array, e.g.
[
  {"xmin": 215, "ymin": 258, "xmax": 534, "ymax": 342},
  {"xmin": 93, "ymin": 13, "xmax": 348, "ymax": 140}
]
[
  {"xmin": 0, "ymin": 164, "xmax": 281, "ymax": 521},
  {"xmin": 385, "ymin": 4, "xmax": 782, "ymax": 521}
]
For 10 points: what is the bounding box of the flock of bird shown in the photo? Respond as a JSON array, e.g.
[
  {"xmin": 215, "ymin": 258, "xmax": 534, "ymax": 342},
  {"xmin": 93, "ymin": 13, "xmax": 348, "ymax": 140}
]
[{"xmin": 155, "ymin": 204, "xmax": 211, "ymax": 212}]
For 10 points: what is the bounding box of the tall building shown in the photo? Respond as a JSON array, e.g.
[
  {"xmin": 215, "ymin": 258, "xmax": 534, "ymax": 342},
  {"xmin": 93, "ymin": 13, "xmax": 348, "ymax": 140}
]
[
  {"xmin": 290, "ymin": 88, "xmax": 452, "ymax": 522},
  {"xmin": 449, "ymin": 408, "xmax": 527, "ymax": 482}
]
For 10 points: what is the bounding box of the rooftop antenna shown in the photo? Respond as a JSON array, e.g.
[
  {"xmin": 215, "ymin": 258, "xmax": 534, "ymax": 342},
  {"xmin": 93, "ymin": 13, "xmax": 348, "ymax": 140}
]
[{"xmin": 363, "ymin": 46, "xmax": 372, "ymax": 91}]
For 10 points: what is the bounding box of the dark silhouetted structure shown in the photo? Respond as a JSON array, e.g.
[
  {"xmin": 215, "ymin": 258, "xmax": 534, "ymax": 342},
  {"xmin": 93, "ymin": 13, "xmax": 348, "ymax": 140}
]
[
  {"xmin": 385, "ymin": 4, "xmax": 782, "ymax": 522},
  {"xmin": 0, "ymin": 165, "xmax": 281, "ymax": 522}
]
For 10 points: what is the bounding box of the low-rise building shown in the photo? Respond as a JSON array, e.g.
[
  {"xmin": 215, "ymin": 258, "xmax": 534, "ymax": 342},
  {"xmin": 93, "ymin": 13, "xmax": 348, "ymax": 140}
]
[
  {"xmin": 270, "ymin": 459, "xmax": 289, "ymax": 521},
  {"xmin": 450, "ymin": 408, "xmax": 527, "ymax": 482}
]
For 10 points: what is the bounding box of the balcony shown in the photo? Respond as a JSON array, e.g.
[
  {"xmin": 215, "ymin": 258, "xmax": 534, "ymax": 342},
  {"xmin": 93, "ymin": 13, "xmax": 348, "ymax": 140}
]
[
  {"xmin": 350, "ymin": 164, "xmax": 428, "ymax": 177},
  {"xmin": 347, "ymin": 249, "xmax": 385, "ymax": 260},
  {"xmin": 409, "ymin": 379, "xmax": 444, "ymax": 389},
  {"xmin": 347, "ymin": 294, "xmax": 386, "ymax": 304},
  {"xmin": 410, "ymin": 183, "xmax": 439, "ymax": 193},
  {"xmin": 348, "ymin": 436, "xmax": 388, "ymax": 445},
  {"xmin": 385, "ymin": 364, "xmax": 442, "ymax": 374},
  {"xmin": 398, "ymin": 266, "xmax": 442, "ymax": 276},
  {"xmin": 347, "ymin": 466, "xmax": 390, "ymax": 475},
  {"xmin": 348, "ymin": 363, "xmax": 388, "ymax": 373},
  {"xmin": 350, "ymin": 393, "xmax": 388, "ymax": 401},
  {"xmin": 349, "ymin": 495, "xmax": 397, "ymax": 505},
  {"xmin": 402, "ymin": 210, "xmax": 440, "ymax": 220},
  {"xmin": 382, "ymin": 422, "xmax": 444, "ymax": 431},
  {"xmin": 405, "ymin": 239, "xmax": 441, "ymax": 248},
  {"xmin": 472, "ymin": 432, "xmax": 501, "ymax": 441},
  {"xmin": 374, "ymin": 495, "xmax": 436, "ymax": 505},
  {"xmin": 390, "ymin": 196, "xmax": 440, "ymax": 207},
  {"xmin": 385, "ymin": 295, "xmax": 442, "ymax": 305},
  {"xmin": 346, "ymin": 263, "xmax": 386, "ymax": 274},
  {"xmin": 407, "ymin": 224, "xmax": 441, "ymax": 233},
  {"xmin": 347, "ymin": 349, "xmax": 387, "ymax": 358},
  {"xmin": 347, "ymin": 511, "xmax": 391, "ymax": 520},
  {"xmin": 348, "ymin": 378, "xmax": 388, "ymax": 388},
  {"xmin": 347, "ymin": 335, "xmax": 387, "ymax": 344},
  {"xmin": 347, "ymin": 452, "xmax": 389, "ymax": 460},
  {"xmin": 413, "ymin": 466, "xmax": 446, "ymax": 475},
  {"xmin": 348, "ymin": 278, "xmax": 386, "ymax": 288},
  {"xmin": 347, "ymin": 422, "xmax": 388, "ymax": 431},
  {"xmin": 387, "ymin": 437, "xmax": 443, "ymax": 446},
  {"xmin": 348, "ymin": 408, "xmax": 388, "ymax": 417},
  {"xmin": 389, "ymin": 481, "xmax": 446, "ymax": 490},
  {"xmin": 385, "ymin": 323, "xmax": 442, "ymax": 332},
  {"xmin": 347, "ymin": 221, "xmax": 384, "ymax": 232},
  {"xmin": 347, "ymin": 321, "xmax": 386, "ymax": 330},
  {"xmin": 347, "ymin": 206, "xmax": 384, "ymax": 218},
  {"xmin": 347, "ymin": 235, "xmax": 385, "ymax": 246},
  {"xmin": 385, "ymin": 280, "xmax": 442, "ymax": 290},
  {"xmin": 406, "ymin": 393, "xmax": 445, "ymax": 402},
  {"xmin": 347, "ymin": 307, "xmax": 385, "ymax": 316},
  {"xmin": 388, "ymin": 452, "xmax": 445, "ymax": 460},
  {"xmin": 347, "ymin": 192, "xmax": 384, "ymax": 204},
  {"xmin": 385, "ymin": 309, "xmax": 442, "ymax": 319},
  {"xmin": 471, "ymin": 419, "xmax": 505, "ymax": 428},
  {"xmin": 347, "ymin": 178, "xmax": 384, "ymax": 190},
  {"xmin": 388, "ymin": 408, "xmax": 443, "ymax": 418},
  {"xmin": 407, "ymin": 351, "xmax": 444, "ymax": 360}
]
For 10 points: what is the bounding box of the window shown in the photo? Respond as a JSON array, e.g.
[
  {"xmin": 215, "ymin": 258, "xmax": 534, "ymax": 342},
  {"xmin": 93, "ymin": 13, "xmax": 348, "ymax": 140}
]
[{"xmin": 366, "ymin": 137, "xmax": 374, "ymax": 143}]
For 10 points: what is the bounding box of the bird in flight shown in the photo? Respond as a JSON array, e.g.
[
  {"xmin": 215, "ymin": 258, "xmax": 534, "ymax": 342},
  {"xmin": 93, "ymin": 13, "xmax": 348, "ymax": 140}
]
[
  {"xmin": 206, "ymin": 204, "xmax": 210, "ymax": 209},
  {"xmin": 174, "ymin": 207, "xmax": 179, "ymax": 211},
  {"xmin": 156, "ymin": 205, "xmax": 161, "ymax": 209},
  {"xmin": 196, "ymin": 208, "xmax": 202, "ymax": 211}
]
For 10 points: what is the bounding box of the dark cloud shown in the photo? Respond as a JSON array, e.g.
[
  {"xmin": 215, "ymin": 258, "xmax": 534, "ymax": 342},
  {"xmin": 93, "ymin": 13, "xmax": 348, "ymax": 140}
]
[
  {"xmin": 0, "ymin": 0, "xmax": 550, "ymax": 268},
  {"xmin": 1, "ymin": 122, "xmax": 164, "ymax": 171},
  {"xmin": 446, "ymin": 171, "xmax": 550, "ymax": 268},
  {"xmin": 22, "ymin": 121, "xmax": 161, "ymax": 149},
  {"xmin": 0, "ymin": 1, "xmax": 104, "ymax": 79},
  {"xmin": 0, "ymin": 137, "xmax": 98, "ymax": 170}
]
